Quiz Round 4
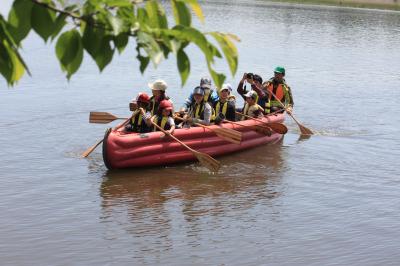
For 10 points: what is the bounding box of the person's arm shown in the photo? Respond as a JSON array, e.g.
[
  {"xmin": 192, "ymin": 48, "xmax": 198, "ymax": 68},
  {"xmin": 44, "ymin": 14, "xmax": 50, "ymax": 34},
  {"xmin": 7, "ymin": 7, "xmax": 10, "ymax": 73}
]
[
  {"xmin": 168, "ymin": 117, "xmax": 175, "ymax": 135},
  {"xmin": 250, "ymin": 81, "xmax": 266, "ymax": 99},
  {"xmin": 143, "ymin": 110, "xmax": 153, "ymax": 127},
  {"xmin": 237, "ymin": 73, "xmax": 247, "ymax": 100}
]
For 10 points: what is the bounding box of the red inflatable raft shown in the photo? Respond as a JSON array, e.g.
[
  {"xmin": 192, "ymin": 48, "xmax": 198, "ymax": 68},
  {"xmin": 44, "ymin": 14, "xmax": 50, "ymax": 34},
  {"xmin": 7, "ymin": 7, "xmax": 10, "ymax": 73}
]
[{"xmin": 102, "ymin": 113, "xmax": 285, "ymax": 169}]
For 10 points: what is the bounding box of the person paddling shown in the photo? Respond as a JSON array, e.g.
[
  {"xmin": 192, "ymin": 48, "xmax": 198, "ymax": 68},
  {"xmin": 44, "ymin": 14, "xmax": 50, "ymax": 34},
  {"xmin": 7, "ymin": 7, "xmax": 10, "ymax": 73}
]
[
  {"xmin": 263, "ymin": 66, "xmax": 294, "ymax": 113},
  {"xmin": 151, "ymin": 100, "xmax": 175, "ymax": 137},
  {"xmin": 148, "ymin": 79, "xmax": 171, "ymax": 116},
  {"xmin": 125, "ymin": 93, "xmax": 152, "ymax": 133},
  {"xmin": 214, "ymin": 83, "xmax": 236, "ymax": 122},
  {"xmin": 241, "ymin": 91, "xmax": 264, "ymax": 120},
  {"xmin": 184, "ymin": 86, "xmax": 212, "ymax": 126}
]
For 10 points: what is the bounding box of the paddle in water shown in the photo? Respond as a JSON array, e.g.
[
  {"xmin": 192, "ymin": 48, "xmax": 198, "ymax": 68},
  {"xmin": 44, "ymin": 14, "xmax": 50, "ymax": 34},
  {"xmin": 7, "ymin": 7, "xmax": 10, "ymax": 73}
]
[{"xmin": 267, "ymin": 91, "xmax": 313, "ymax": 135}]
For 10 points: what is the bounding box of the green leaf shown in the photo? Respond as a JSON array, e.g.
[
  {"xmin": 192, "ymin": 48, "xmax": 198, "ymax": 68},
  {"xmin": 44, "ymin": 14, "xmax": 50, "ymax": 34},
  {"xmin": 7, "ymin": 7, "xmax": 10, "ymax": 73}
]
[
  {"xmin": 177, "ymin": 49, "xmax": 190, "ymax": 86},
  {"xmin": 31, "ymin": 3, "xmax": 56, "ymax": 42},
  {"xmin": 171, "ymin": 0, "xmax": 191, "ymax": 26},
  {"xmin": 94, "ymin": 37, "xmax": 114, "ymax": 71},
  {"xmin": 0, "ymin": 42, "xmax": 13, "ymax": 83},
  {"xmin": 207, "ymin": 65, "xmax": 225, "ymax": 90},
  {"xmin": 51, "ymin": 13, "xmax": 67, "ymax": 40},
  {"xmin": 0, "ymin": 41, "xmax": 26, "ymax": 85},
  {"xmin": 106, "ymin": 0, "xmax": 132, "ymax": 7},
  {"xmin": 182, "ymin": 0, "xmax": 204, "ymax": 23},
  {"xmin": 113, "ymin": 33, "xmax": 128, "ymax": 54},
  {"xmin": 136, "ymin": 53, "xmax": 150, "ymax": 74},
  {"xmin": 108, "ymin": 15, "xmax": 124, "ymax": 36},
  {"xmin": 137, "ymin": 31, "xmax": 163, "ymax": 67},
  {"xmin": 210, "ymin": 32, "xmax": 238, "ymax": 76},
  {"xmin": 145, "ymin": 1, "xmax": 168, "ymax": 29},
  {"xmin": 82, "ymin": 25, "xmax": 114, "ymax": 71},
  {"xmin": 55, "ymin": 29, "xmax": 83, "ymax": 79},
  {"xmin": 7, "ymin": 0, "xmax": 33, "ymax": 44}
]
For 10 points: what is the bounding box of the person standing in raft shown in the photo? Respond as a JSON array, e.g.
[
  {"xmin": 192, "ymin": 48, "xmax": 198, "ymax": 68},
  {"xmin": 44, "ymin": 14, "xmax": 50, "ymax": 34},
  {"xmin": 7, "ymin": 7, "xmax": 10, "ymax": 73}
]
[
  {"xmin": 148, "ymin": 79, "xmax": 171, "ymax": 116},
  {"xmin": 184, "ymin": 86, "xmax": 212, "ymax": 126},
  {"xmin": 213, "ymin": 83, "xmax": 236, "ymax": 123},
  {"xmin": 151, "ymin": 100, "xmax": 175, "ymax": 137},
  {"xmin": 125, "ymin": 93, "xmax": 152, "ymax": 133},
  {"xmin": 241, "ymin": 90, "xmax": 264, "ymax": 120},
  {"xmin": 262, "ymin": 66, "xmax": 294, "ymax": 113}
]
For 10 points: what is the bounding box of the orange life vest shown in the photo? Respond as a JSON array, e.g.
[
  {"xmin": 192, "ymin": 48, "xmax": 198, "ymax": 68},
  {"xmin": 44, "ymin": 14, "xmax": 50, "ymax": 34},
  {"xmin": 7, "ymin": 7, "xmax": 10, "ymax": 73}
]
[{"xmin": 266, "ymin": 82, "xmax": 285, "ymax": 102}]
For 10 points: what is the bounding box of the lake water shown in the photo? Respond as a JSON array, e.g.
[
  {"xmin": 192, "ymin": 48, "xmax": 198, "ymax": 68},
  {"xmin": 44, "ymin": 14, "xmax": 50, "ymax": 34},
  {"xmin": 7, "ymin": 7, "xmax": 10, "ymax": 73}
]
[{"xmin": 1, "ymin": 1, "xmax": 400, "ymax": 265}]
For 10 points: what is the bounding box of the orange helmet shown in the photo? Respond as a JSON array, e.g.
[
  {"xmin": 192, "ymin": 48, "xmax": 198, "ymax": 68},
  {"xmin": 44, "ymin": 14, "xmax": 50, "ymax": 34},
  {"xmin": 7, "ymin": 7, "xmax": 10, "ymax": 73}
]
[
  {"xmin": 136, "ymin": 92, "xmax": 150, "ymax": 103},
  {"xmin": 158, "ymin": 100, "xmax": 173, "ymax": 111}
]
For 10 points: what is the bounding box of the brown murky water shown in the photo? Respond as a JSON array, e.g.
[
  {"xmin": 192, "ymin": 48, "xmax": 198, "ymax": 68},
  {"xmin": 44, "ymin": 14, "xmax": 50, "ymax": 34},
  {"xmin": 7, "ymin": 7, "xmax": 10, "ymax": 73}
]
[{"xmin": 1, "ymin": 0, "xmax": 400, "ymax": 265}]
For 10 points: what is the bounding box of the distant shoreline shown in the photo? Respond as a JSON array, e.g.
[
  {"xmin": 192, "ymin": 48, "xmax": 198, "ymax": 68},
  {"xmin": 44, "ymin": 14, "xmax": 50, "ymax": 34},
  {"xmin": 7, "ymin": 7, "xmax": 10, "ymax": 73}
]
[{"xmin": 267, "ymin": 0, "xmax": 400, "ymax": 11}]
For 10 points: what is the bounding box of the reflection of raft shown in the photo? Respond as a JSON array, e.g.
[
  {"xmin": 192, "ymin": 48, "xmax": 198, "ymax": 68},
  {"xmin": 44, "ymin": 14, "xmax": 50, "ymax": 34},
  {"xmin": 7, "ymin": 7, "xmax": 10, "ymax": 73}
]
[{"xmin": 102, "ymin": 113, "xmax": 285, "ymax": 169}]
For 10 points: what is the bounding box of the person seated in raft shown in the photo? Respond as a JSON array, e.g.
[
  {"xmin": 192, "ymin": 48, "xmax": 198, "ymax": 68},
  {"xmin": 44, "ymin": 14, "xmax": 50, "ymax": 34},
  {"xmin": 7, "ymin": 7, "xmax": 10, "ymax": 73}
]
[
  {"xmin": 179, "ymin": 77, "xmax": 219, "ymax": 114},
  {"xmin": 151, "ymin": 100, "xmax": 175, "ymax": 137},
  {"xmin": 183, "ymin": 86, "xmax": 212, "ymax": 126},
  {"xmin": 213, "ymin": 83, "xmax": 236, "ymax": 123},
  {"xmin": 125, "ymin": 93, "xmax": 152, "ymax": 133},
  {"xmin": 241, "ymin": 90, "xmax": 264, "ymax": 120},
  {"xmin": 237, "ymin": 72, "xmax": 270, "ymax": 114},
  {"xmin": 147, "ymin": 79, "xmax": 172, "ymax": 116}
]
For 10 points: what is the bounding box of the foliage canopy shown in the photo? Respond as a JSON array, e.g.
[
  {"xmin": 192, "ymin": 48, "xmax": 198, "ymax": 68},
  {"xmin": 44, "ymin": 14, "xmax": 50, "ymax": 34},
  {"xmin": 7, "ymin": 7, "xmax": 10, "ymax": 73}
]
[{"xmin": 0, "ymin": 0, "xmax": 239, "ymax": 88}]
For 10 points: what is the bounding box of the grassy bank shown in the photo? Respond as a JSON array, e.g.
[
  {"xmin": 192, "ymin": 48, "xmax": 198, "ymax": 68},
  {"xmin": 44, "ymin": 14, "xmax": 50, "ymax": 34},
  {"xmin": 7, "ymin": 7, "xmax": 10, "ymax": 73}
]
[{"xmin": 268, "ymin": 0, "xmax": 400, "ymax": 11}]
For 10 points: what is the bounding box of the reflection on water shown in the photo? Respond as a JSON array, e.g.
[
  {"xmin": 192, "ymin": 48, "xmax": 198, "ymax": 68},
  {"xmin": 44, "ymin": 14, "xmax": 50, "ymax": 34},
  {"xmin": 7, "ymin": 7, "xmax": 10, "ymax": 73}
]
[{"xmin": 99, "ymin": 143, "xmax": 286, "ymax": 251}]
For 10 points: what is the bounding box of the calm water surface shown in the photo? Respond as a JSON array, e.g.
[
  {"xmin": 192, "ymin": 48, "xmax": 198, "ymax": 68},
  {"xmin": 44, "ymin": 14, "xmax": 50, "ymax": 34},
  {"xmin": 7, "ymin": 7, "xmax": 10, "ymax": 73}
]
[{"xmin": 1, "ymin": 1, "xmax": 400, "ymax": 265}]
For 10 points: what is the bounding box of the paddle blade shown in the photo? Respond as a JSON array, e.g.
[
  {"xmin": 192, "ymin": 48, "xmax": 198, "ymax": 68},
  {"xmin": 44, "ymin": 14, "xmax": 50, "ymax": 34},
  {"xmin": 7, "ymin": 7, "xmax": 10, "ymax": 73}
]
[
  {"xmin": 81, "ymin": 139, "xmax": 103, "ymax": 158},
  {"xmin": 299, "ymin": 124, "xmax": 314, "ymax": 136},
  {"xmin": 194, "ymin": 151, "xmax": 221, "ymax": 172},
  {"xmin": 252, "ymin": 125, "xmax": 272, "ymax": 136},
  {"xmin": 213, "ymin": 128, "xmax": 242, "ymax": 144},
  {"xmin": 265, "ymin": 122, "xmax": 288, "ymax": 134},
  {"xmin": 89, "ymin": 112, "xmax": 119, "ymax": 124}
]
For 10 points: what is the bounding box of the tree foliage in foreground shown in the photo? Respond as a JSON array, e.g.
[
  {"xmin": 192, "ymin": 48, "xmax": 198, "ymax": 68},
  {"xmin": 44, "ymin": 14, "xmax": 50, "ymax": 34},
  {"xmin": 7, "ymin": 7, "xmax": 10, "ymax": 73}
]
[{"xmin": 0, "ymin": 0, "xmax": 239, "ymax": 88}]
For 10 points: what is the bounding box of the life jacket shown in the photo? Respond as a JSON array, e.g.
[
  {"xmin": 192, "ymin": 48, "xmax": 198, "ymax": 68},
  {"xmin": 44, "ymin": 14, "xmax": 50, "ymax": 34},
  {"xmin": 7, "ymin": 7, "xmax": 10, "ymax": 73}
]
[
  {"xmin": 149, "ymin": 95, "xmax": 169, "ymax": 116},
  {"xmin": 193, "ymin": 101, "xmax": 205, "ymax": 120},
  {"xmin": 129, "ymin": 112, "xmax": 150, "ymax": 133},
  {"xmin": 154, "ymin": 115, "xmax": 172, "ymax": 131},
  {"xmin": 215, "ymin": 101, "xmax": 228, "ymax": 117},
  {"xmin": 242, "ymin": 103, "xmax": 263, "ymax": 120},
  {"xmin": 265, "ymin": 79, "xmax": 289, "ymax": 112}
]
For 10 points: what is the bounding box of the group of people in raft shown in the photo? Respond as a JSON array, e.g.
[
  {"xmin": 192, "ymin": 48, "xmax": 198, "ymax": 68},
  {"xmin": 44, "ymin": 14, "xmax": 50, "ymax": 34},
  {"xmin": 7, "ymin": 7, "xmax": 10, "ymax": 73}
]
[{"xmin": 125, "ymin": 66, "xmax": 294, "ymax": 136}]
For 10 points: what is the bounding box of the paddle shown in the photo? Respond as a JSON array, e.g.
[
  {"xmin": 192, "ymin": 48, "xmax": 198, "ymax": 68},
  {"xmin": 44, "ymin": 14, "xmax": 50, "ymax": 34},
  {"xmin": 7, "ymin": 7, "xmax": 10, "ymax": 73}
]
[
  {"xmin": 224, "ymin": 120, "xmax": 274, "ymax": 136},
  {"xmin": 146, "ymin": 111, "xmax": 221, "ymax": 172},
  {"xmin": 174, "ymin": 116, "xmax": 242, "ymax": 145},
  {"xmin": 234, "ymin": 111, "xmax": 288, "ymax": 134},
  {"xmin": 267, "ymin": 91, "xmax": 314, "ymax": 135},
  {"xmin": 82, "ymin": 116, "xmax": 129, "ymax": 158},
  {"xmin": 89, "ymin": 111, "xmax": 128, "ymax": 124}
]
